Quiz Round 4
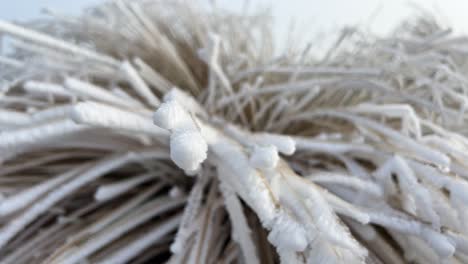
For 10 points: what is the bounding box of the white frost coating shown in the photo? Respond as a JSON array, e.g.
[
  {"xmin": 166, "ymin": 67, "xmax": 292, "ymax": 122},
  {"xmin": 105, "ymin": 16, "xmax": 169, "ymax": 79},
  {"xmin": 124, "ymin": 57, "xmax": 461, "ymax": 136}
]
[
  {"xmin": 250, "ymin": 144, "xmax": 279, "ymax": 169},
  {"xmin": 100, "ymin": 214, "xmax": 182, "ymax": 264},
  {"xmin": 351, "ymin": 103, "xmax": 421, "ymax": 138},
  {"xmin": 408, "ymin": 160, "xmax": 448, "ymax": 188},
  {"xmin": 420, "ymin": 229, "xmax": 456, "ymax": 258},
  {"xmin": 220, "ymin": 182, "xmax": 261, "ymax": 264},
  {"xmin": 24, "ymin": 81, "xmax": 72, "ymax": 98},
  {"xmin": 308, "ymin": 173, "xmax": 383, "ymax": 197},
  {"xmin": 201, "ymin": 122, "xmax": 312, "ymax": 256},
  {"xmin": 200, "ymin": 123, "xmax": 277, "ymax": 223},
  {"xmin": 447, "ymin": 179, "xmax": 468, "ymax": 204},
  {"xmin": 253, "ymin": 133, "xmax": 296, "ymax": 155},
  {"xmin": 0, "ymin": 109, "xmax": 30, "ymax": 126},
  {"xmin": 286, "ymin": 174, "xmax": 368, "ymax": 258},
  {"xmin": 1, "ymin": 105, "xmax": 72, "ymax": 128},
  {"xmin": 366, "ymin": 210, "xmax": 456, "ymax": 258},
  {"xmin": 153, "ymin": 99, "xmax": 189, "ymax": 130},
  {"xmin": 120, "ymin": 61, "xmax": 160, "ymax": 107},
  {"xmin": 65, "ymin": 78, "xmax": 134, "ymax": 108},
  {"xmin": 222, "ymin": 124, "xmax": 295, "ymax": 155},
  {"xmin": 376, "ymin": 156, "xmax": 440, "ymax": 228},
  {"xmin": 326, "ymin": 111, "xmax": 451, "ymax": 168},
  {"xmin": 0, "ymin": 119, "xmax": 86, "ymax": 150},
  {"xmin": 154, "ymin": 95, "xmax": 208, "ymax": 173},
  {"xmin": 0, "ymin": 167, "xmax": 79, "ymax": 216},
  {"xmin": 71, "ymin": 102, "xmax": 168, "ymax": 137},
  {"xmin": 446, "ymin": 231, "xmax": 468, "ymax": 255},
  {"xmin": 94, "ymin": 173, "xmax": 158, "ymax": 201},
  {"xmin": 30, "ymin": 105, "xmax": 73, "ymax": 123},
  {"xmin": 164, "ymin": 88, "xmax": 206, "ymax": 116},
  {"xmin": 170, "ymin": 129, "xmax": 207, "ymax": 173},
  {"xmin": 294, "ymin": 137, "xmax": 373, "ymax": 154},
  {"xmin": 319, "ymin": 189, "xmax": 371, "ymax": 224},
  {"xmin": 267, "ymin": 214, "xmax": 308, "ymax": 251},
  {"xmin": 0, "ymin": 21, "xmax": 118, "ymax": 66}
]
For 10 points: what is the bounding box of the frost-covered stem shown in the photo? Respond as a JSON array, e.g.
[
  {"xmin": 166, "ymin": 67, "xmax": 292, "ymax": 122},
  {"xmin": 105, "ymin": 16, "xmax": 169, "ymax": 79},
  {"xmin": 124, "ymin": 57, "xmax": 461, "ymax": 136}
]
[
  {"xmin": 64, "ymin": 78, "xmax": 138, "ymax": 108},
  {"xmin": 24, "ymin": 81, "xmax": 73, "ymax": 99},
  {"xmin": 71, "ymin": 102, "xmax": 168, "ymax": 139},
  {"xmin": 0, "ymin": 21, "xmax": 118, "ymax": 67},
  {"xmin": 0, "ymin": 166, "xmax": 81, "ymax": 216},
  {"xmin": 58, "ymin": 197, "xmax": 185, "ymax": 264},
  {"xmin": 80, "ymin": 183, "xmax": 166, "ymax": 237},
  {"xmin": 99, "ymin": 213, "xmax": 182, "ymax": 264},
  {"xmin": 170, "ymin": 174, "xmax": 208, "ymax": 254},
  {"xmin": 0, "ymin": 151, "xmax": 167, "ymax": 249},
  {"xmin": 94, "ymin": 172, "xmax": 159, "ymax": 201},
  {"xmin": 219, "ymin": 180, "xmax": 260, "ymax": 264},
  {"xmin": 0, "ymin": 119, "xmax": 87, "ymax": 151},
  {"xmin": 120, "ymin": 61, "xmax": 161, "ymax": 107}
]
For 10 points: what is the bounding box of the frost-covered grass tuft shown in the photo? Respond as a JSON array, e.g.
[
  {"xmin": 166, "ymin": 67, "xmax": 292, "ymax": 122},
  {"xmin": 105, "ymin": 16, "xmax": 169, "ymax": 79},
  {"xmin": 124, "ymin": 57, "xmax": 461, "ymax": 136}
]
[{"xmin": 0, "ymin": 1, "xmax": 467, "ymax": 263}]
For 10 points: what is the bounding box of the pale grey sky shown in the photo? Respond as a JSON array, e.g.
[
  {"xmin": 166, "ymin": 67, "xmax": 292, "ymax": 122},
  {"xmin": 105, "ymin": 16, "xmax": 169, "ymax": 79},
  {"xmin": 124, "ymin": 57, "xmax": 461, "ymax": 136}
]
[
  {"xmin": 1, "ymin": 0, "xmax": 468, "ymax": 37},
  {"xmin": 0, "ymin": 0, "xmax": 103, "ymax": 21}
]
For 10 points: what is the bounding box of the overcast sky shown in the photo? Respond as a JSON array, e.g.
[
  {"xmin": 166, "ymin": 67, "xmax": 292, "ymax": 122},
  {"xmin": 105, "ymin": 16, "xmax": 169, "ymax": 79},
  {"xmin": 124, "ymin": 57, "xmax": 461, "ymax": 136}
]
[{"xmin": 2, "ymin": 0, "xmax": 468, "ymax": 37}]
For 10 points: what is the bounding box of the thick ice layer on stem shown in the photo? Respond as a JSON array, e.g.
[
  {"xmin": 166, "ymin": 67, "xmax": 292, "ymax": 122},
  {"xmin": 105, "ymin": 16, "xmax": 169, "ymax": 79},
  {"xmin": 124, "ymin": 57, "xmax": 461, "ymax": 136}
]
[
  {"xmin": 0, "ymin": 119, "xmax": 87, "ymax": 151},
  {"xmin": 294, "ymin": 137, "xmax": 373, "ymax": 154},
  {"xmin": 267, "ymin": 213, "xmax": 308, "ymax": 252},
  {"xmin": 170, "ymin": 129, "xmax": 207, "ymax": 173},
  {"xmin": 0, "ymin": 109, "xmax": 30, "ymax": 126},
  {"xmin": 153, "ymin": 99, "xmax": 189, "ymax": 130},
  {"xmin": 71, "ymin": 102, "xmax": 168, "ymax": 137},
  {"xmin": 154, "ymin": 96, "xmax": 208, "ymax": 173},
  {"xmin": 24, "ymin": 81, "xmax": 72, "ymax": 98},
  {"xmin": 250, "ymin": 144, "xmax": 279, "ymax": 169},
  {"xmin": 308, "ymin": 172, "xmax": 383, "ymax": 197},
  {"xmin": 254, "ymin": 133, "xmax": 296, "ymax": 155},
  {"xmin": 285, "ymin": 173, "xmax": 368, "ymax": 258}
]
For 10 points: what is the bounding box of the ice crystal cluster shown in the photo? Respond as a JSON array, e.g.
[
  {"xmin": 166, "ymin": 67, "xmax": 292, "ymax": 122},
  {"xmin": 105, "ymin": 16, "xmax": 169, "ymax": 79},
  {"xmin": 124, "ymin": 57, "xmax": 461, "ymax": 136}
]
[{"xmin": 0, "ymin": 1, "xmax": 468, "ymax": 263}]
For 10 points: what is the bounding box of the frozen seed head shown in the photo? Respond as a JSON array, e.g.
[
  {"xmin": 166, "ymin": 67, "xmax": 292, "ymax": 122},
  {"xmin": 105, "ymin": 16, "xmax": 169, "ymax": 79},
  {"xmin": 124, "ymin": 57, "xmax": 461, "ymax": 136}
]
[
  {"xmin": 250, "ymin": 144, "xmax": 279, "ymax": 169},
  {"xmin": 170, "ymin": 129, "xmax": 207, "ymax": 173}
]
